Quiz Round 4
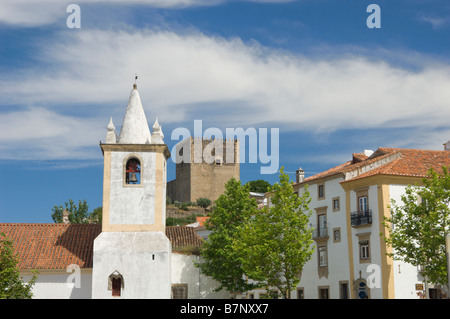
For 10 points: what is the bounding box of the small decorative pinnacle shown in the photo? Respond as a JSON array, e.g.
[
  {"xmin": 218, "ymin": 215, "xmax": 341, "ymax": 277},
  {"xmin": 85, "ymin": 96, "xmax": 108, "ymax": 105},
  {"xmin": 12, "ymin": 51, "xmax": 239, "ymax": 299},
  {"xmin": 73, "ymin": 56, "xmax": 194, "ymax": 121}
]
[
  {"xmin": 107, "ymin": 117, "xmax": 115, "ymax": 131},
  {"xmin": 105, "ymin": 117, "xmax": 117, "ymax": 143},
  {"xmin": 151, "ymin": 117, "xmax": 164, "ymax": 144}
]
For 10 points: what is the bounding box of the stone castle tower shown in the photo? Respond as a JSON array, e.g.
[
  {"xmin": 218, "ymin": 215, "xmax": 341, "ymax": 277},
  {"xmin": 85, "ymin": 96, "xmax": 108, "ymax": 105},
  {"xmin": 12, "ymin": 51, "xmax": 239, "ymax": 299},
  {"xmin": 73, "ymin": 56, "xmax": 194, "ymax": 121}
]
[
  {"xmin": 167, "ymin": 137, "xmax": 240, "ymax": 204},
  {"xmin": 92, "ymin": 83, "xmax": 171, "ymax": 298}
]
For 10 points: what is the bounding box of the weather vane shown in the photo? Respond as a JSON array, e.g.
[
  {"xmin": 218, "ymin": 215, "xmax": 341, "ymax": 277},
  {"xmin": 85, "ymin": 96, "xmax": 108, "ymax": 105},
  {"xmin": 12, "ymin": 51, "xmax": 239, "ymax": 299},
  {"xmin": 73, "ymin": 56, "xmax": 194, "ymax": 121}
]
[{"xmin": 133, "ymin": 74, "xmax": 138, "ymax": 88}]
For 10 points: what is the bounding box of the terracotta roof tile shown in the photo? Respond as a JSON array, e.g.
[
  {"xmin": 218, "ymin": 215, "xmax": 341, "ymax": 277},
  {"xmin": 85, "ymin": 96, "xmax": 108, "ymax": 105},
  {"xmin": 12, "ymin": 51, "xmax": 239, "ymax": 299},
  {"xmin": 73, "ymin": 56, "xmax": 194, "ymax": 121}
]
[
  {"xmin": 166, "ymin": 226, "xmax": 203, "ymax": 249},
  {"xmin": 297, "ymin": 147, "xmax": 450, "ymax": 184},
  {"xmin": 343, "ymin": 148, "xmax": 450, "ymax": 182},
  {"xmin": 0, "ymin": 224, "xmax": 204, "ymax": 270},
  {"xmin": 0, "ymin": 223, "xmax": 101, "ymax": 270}
]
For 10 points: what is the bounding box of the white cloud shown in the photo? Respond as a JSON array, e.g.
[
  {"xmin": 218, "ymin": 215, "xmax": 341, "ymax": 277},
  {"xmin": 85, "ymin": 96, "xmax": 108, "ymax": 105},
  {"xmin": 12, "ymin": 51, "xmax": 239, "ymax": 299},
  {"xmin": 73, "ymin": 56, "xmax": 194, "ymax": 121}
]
[
  {"xmin": 0, "ymin": 107, "xmax": 104, "ymax": 160},
  {"xmin": 0, "ymin": 0, "xmax": 289, "ymax": 27},
  {"xmin": 1, "ymin": 28, "xmax": 450, "ymax": 160},
  {"xmin": 420, "ymin": 15, "xmax": 450, "ymax": 30}
]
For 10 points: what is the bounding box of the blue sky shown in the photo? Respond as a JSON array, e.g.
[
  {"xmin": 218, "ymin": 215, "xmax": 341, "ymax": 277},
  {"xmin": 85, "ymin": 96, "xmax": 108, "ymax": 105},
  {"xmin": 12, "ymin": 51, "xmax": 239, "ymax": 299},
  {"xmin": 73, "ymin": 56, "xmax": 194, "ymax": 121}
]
[{"xmin": 1, "ymin": 0, "xmax": 450, "ymax": 223}]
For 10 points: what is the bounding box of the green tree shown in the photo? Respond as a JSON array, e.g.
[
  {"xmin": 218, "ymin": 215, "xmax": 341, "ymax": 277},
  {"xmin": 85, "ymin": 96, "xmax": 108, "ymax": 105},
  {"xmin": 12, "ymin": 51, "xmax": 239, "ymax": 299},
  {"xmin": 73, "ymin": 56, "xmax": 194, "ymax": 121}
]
[
  {"xmin": 51, "ymin": 199, "xmax": 101, "ymax": 224},
  {"xmin": 196, "ymin": 198, "xmax": 212, "ymax": 209},
  {"xmin": 90, "ymin": 206, "xmax": 102, "ymax": 224},
  {"xmin": 0, "ymin": 233, "xmax": 37, "ymax": 299},
  {"xmin": 245, "ymin": 179, "xmax": 272, "ymax": 193},
  {"xmin": 195, "ymin": 178, "xmax": 260, "ymax": 293},
  {"xmin": 234, "ymin": 167, "xmax": 314, "ymax": 299},
  {"xmin": 382, "ymin": 166, "xmax": 450, "ymax": 289}
]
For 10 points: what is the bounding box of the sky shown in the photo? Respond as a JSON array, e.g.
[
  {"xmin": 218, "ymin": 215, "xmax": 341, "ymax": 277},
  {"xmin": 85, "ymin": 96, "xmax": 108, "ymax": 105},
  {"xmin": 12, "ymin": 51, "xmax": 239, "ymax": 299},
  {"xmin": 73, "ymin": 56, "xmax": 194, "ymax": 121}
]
[{"xmin": 1, "ymin": 0, "xmax": 450, "ymax": 223}]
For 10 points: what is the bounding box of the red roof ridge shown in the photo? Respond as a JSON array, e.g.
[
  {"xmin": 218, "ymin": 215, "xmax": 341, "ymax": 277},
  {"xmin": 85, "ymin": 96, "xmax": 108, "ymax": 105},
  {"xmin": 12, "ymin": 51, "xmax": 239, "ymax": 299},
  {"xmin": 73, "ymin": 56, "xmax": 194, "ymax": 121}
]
[
  {"xmin": 0, "ymin": 224, "xmax": 204, "ymax": 270},
  {"xmin": 297, "ymin": 146, "xmax": 450, "ymax": 185}
]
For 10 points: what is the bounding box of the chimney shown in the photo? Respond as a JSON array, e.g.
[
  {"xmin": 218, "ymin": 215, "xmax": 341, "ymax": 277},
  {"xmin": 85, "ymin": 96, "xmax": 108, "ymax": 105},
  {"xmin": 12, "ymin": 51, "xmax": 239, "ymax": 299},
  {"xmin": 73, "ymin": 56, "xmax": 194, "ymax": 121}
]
[
  {"xmin": 444, "ymin": 140, "xmax": 450, "ymax": 151},
  {"xmin": 364, "ymin": 149, "xmax": 374, "ymax": 157},
  {"xmin": 62, "ymin": 209, "xmax": 70, "ymax": 224},
  {"xmin": 296, "ymin": 167, "xmax": 305, "ymax": 183}
]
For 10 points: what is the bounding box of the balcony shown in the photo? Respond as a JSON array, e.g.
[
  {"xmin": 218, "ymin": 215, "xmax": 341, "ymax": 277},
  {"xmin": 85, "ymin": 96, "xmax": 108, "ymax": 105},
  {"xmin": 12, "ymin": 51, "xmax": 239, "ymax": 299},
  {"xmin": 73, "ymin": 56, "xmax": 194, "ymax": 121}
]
[
  {"xmin": 350, "ymin": 209, "xmax": 372, "ymax": 227},
  {"xmin": 312, "ymin": 226, "xmax": 329, "ymax": 240}
]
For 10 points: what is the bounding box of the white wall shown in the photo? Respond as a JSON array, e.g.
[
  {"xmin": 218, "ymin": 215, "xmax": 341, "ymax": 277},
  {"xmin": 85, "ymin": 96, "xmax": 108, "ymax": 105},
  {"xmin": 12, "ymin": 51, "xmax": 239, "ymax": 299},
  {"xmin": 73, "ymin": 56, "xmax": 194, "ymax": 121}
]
[
  {"xmin": 22, "ymin": 271, "xmax": 93, "ymax": 299},
  {"xmin": 295, "ymin": 177, "xmax": 351, "ymax": 299},
  {"xmin": 171, "ymin": 253, "xmax": 230, "ymax": 299},
  {"xmin": 109, "ymin": 151, "xmax": 156, "ymax": 225},
  {"xmin": 389, "ymin": 184, "xmax": 423, "ymax": 299},
  {"xmin": 92, "ymin": 231, "xmax": 172, "ymax": 299}
]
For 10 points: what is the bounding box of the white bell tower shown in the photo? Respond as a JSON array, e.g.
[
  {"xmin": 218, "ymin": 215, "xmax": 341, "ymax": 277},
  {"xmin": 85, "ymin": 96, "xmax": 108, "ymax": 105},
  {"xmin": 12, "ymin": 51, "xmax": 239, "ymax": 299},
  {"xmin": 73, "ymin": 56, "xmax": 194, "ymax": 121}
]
[{"xmin": 92, "ymin": 83, "xmax": 171, "ymax": 299}]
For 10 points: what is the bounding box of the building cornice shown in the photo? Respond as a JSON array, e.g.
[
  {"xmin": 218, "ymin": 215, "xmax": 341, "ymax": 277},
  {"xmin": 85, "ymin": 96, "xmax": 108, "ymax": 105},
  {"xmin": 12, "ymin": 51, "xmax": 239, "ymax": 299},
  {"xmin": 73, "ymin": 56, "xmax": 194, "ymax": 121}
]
[{"xmin": 100, "ymin": 143, "xmax": 171, "ymax": 159}]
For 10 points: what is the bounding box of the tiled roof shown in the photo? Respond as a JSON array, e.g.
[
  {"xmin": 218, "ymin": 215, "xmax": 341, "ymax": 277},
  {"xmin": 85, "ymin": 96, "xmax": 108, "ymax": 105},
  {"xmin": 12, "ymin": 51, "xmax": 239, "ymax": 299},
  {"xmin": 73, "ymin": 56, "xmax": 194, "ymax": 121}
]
[
  {"xmin": 302, "ymin": 161, "xmax": 353, "ymax": 183},
  {"xmin": 0, "ymin": 223, "xmax": 204, "ymax": 270},
  {"xmin": 0, "ymin": 223, "xmax": 101, "ymax": 270},
  {"xmin": 166, "ymin": 226, "xmax": 204, "ymax": 248},
  {"xmin": 342, "ymin": 148, "xmax": 450, "ymax": 182},
  {"xmin": 298, "ymin": 147, "xmax": 450, "ymax": 184}
]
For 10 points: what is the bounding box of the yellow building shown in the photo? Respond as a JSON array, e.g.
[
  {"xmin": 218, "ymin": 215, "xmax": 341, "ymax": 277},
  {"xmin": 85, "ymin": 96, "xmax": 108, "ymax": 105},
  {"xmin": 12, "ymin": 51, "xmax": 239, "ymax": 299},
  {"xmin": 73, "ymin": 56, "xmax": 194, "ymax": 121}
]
[{"xmin": 289, "ymin": 146, "xmax": 450, "ymax": 299}]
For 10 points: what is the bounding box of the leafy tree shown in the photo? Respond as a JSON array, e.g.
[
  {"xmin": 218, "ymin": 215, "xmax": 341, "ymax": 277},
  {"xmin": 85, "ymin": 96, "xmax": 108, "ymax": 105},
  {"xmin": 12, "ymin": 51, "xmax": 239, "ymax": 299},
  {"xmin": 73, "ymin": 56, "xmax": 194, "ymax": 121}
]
[
  {"xmin": 195, "ymin": 178, "xmax": 260, "ymax": 293},
  {"xmin": 234, "ymin": 167, "xmax": 314, "ymax": 299},
  {"xmin": 382, "ymin": 166, "xmax": 450, "ymax": 289},
  {"xmin": 90, "ymin": 206, "xmax": 102, "ymax": 224},
  {"xmin": 0, "ymin": 233, "xmax": 37, "ymax": 299},
  {"xmin": 245, "ymin": 179, "xmax": 272, "ymax": 193},
  {"xmin": 196, "ymin": 198, "xmax": 212, "ymax": 209},
  {"xmin": 51, "ymin": 199, "xmax": 101, "ymax": 224}
]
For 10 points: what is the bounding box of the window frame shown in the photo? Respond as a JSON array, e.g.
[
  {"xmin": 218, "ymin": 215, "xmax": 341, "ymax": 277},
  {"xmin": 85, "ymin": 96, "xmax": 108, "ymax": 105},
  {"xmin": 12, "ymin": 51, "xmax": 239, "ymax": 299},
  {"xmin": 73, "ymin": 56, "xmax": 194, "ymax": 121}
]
[{"xmin": 318, "ymin": 183, "xmax": 325, "ymax": 200}]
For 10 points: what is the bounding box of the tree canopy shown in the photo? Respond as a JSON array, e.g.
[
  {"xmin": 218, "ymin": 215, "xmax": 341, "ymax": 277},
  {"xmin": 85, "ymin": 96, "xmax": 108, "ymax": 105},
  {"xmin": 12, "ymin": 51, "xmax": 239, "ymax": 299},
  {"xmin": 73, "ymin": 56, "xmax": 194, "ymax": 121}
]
[
  {"xmin": 0, "ymin": 233, "xmax": 37, "ymax": 299},
  {"xmin": 245, "ymin": 179, "xmax": 272, "ymax": 193},
  {"xmin": 195, "ymin": 178, "xmax": 260, "ymax": 293},
  {"xmin": 51, "ymin": 199, "xmax": 101, "ymax": 224},
  {"xmin": 383, "ymin": 166, "xmax": 450, "ymax": 287},
  {"xmin": 234, "ymin": 167, "xmax": 314, "ymax": 298}
]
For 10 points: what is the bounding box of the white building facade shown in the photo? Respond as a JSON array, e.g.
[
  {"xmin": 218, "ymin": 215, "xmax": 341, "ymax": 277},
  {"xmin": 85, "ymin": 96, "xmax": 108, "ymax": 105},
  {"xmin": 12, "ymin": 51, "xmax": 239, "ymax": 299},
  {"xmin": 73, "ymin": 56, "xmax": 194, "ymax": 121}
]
[{"xmin": 289, "ymin": 147, "xmax": 450, "ymax": 299}]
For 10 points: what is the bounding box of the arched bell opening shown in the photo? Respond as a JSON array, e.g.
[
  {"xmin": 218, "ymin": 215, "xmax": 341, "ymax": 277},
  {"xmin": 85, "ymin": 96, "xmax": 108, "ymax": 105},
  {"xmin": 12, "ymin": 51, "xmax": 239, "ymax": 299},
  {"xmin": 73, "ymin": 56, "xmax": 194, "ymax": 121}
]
[{"xmin": 125, "ymin": 157, "xmax": 141, "ymax": 185}]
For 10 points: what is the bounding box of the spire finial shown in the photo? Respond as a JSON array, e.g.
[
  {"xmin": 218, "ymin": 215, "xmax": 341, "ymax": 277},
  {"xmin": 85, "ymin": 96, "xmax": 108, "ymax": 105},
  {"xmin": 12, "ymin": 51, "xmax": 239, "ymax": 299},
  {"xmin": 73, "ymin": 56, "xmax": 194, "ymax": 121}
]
[{"xmin": 133, "ymin": 74, "xmax": 138, "ymax": 89}]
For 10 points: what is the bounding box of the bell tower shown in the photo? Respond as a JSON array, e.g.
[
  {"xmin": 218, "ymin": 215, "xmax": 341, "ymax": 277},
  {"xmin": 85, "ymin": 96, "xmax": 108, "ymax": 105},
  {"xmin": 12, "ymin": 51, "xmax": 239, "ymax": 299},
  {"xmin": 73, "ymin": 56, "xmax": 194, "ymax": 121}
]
[{"xmin": 92, "ymin": 83, "xmax": 171, "ymax": 299}]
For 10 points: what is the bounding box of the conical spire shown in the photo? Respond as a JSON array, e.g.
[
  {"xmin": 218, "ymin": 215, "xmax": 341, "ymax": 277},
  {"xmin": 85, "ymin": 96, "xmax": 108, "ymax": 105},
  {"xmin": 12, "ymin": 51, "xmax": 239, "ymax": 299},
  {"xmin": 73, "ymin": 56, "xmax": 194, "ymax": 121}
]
[{"xmin": 118, "ymin": 84, "xmax": 152, "ymax": 144}]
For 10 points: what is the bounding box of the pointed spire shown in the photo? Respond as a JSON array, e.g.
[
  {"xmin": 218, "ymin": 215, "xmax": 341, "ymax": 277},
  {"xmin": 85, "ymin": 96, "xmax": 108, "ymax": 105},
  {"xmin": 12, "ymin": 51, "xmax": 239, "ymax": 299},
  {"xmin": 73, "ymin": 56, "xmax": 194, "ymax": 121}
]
[
  {"xmin": 107, "ymin": 117, "xmax": 115, "ymax": 131},
  {"xmin": 105, "ymin": 117, "xmax": 117, "ymax": 143},
  {"xmin": 118, "ymin": 84, "xmax": 152, "ymax": 144},
  {"xmin": 151, "ymin": 117, "xmax": 164, "ymax": 144}
]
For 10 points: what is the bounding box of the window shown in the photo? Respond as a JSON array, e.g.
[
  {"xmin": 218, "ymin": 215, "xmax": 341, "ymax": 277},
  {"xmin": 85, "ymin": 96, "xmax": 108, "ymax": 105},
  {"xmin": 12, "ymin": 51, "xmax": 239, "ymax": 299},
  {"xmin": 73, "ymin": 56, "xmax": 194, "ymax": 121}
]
[
  {"xmin": 360, "ymin": 240, "xmax": 370, "ymax": 260},
  {"xmin": 340, "ymin": 282, "xmax": 349, "ymax": 299},
  {"xmin": 297, "ymin": 288, "xmax": 304, "ymax": 299},
  {"xmin": 108, "ymin": 272, "xmax": 124, "ymax": 297},
  {"xmin": 318, "ymin": 184, "xmax": 325, "ymax": 199},
  {"xmin": 318, "ymin": 287, "xmax": 329, "ymax": 299},
  {"xmin": 215, "ymin": 156, "xmax": 223, "ymax": 165},
  {"xmin": 317, "ymin": 214, "xmax": 327, "ymax": 238},
  {"xmin": 125, "ymin": 157, "xmax": 141, "ymax": 185},
  {"xmin": 358, "ymin": 196, "xmax": 368, "ymax": 212},
  {"xmin": 332, "ymin": 197, "xmax": 340, "ymax": 211},
  {"xmin": 112, "ymin": 278, "xmax": 122, "ymax": 297},
  {"xmin": 333, "ymin": 228, "xmax": 341, "ymax": 242},
  {"xmin": 357, "ymin": 233, "xmax": 371, "ymax": 263},
  {"xmin": 172, "ymin": 284, "xmax": 188, "ymax": 299},
  {"xmin": 318, "ymin": 246, "xmax": 327, "ymax": 267}
]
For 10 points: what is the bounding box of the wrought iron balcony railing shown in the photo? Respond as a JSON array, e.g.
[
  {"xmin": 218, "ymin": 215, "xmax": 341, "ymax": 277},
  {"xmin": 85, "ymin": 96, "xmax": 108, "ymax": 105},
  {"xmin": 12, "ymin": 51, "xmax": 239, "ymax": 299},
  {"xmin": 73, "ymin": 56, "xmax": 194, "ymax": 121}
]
[
  {"xmin": 350, "ymin": 209, "xmax": 372, "ymax": 227},
  {"xmin": 312, "ymin": 226, "xmax": 329, "ymax": 239}
]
